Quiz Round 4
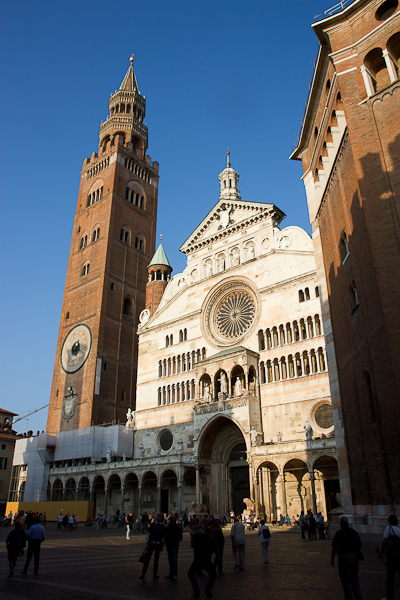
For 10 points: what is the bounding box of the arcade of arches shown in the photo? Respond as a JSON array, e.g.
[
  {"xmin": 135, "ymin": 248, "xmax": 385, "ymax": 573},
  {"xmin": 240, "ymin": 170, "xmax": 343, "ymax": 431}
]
[{"xmin": 46, "ymin": 419, "xmax": 339, "ymax": 519}]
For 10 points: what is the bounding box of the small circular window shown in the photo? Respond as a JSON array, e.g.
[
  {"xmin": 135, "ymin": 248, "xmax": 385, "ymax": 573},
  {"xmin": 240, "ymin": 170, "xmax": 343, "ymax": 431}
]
[
  {"xmin": 375, "ymin": 0, "xmax": 398, "ymax": 21},
  {"xmin": 160, "ymin": 430, "xmax": 173, "ymax": 452},
  {"xmin": 314, "ymin": 403, "xmax": 334, "ymax": 430}
]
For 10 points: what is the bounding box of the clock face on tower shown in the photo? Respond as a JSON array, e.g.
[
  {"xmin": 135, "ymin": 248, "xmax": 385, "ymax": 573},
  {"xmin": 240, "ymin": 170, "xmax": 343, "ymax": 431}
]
[{"xmin": 60, "ymin": 323, "xmax": 92, "ymax": 374}]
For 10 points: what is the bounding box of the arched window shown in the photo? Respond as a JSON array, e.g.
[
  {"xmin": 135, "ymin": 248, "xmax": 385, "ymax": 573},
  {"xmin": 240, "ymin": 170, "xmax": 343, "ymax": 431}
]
[
  {"xmin": 307, "ymin": 316, "xmax": 314, "ymax": 338},
  {"xmin": 272, "ymin": 327, "xmax": 279, "ymax": 347},
  {"xmin": 273, "ymin": 358, "xmax": 280, "ymax": 381},
  {"xmin": 340, "ymin": 232, "xmax": 350, "ymax": 262},
  {"xmin": 166, "ymin": 336, "xmax": 170, "ymax": 347},
  {"xmin": 305, "ymin": 287, "xmax": 310, "ymax": 300},
  {"xmin": 363, "ymin": 47, "xmax": 391, "ymax": 95},
  {"xmin": 295, "ymin": 353, "xmax": 302, "ymax": 377},
  {"xmin": 123, "ymin": 297, "xmax": 133, "ymax": 317},
  {"xmin": 267, "ymin": 360, "xmax": 273, "ymax": 383},
  {"xmin": 92, "ymin": 228, "xmax": 100, "ymax": 242},
  {"xmin": 120, "ymin": 227, "xmax": 129, "ymax": 244},
  {"xmin": 300, "ymin": 318, "xmax": 307, "ymax": 340},
  {"xmin": 179, "ymin": 330, "xmax": 183, "ymax": 342},
  {"xmin": 184, "ymin": 328, "xmax": 187, "ymax": 341},
  {"xmin": 279, "ymin": 325, "xmax": 285, "ymax": 345},
  {"xmin": 158, "ymin": 361, "xmax": 162, "ymax": 378},
  {"xmin": 258, "ymin": 330, "xmax": 265, "ymax": 351},
  {"xmin": 286, "ymin": 323, "xmax": 293, "ymax": 344},
  {"xmin": 315, "ymin": 286, "xmax": 320, "ymax": 298},
  {"xmin": 318, "ymin": 348, "xmax": 326, "ymax": 371},
  {"xmin": 310, "ymin": 349, "xmax": 318, "ymax": 373},
  {"xmin": 350, "ymin": 281, "xmax": 359, "ymax": 311},
  {"xmin": 299, "ymin": 290, "xmax": 305, "ymax": 302},
  {"xmin": 303, "ymin": 351, "xmax": 310, "ymax": 375},
  {"xmin": 265, "ymin": 328, "xmax": 272, "ymax": 350},
  {"xmin": 82, "ymin": 263, "xmax": 90, "ymax": 276},
  {"xmin": 280, "ymin": 356, "xmax": 287, "ymax": 379},
  {"xmin": 260, "ymin": 361, "xmax": 266, "ymax": 384},
  {"xmin": 158, "ymin": 388, "xmax": 162, "ymax": 406},
  {"xmin": 315, "ymin": 315, "xmax": 322, "ymax": 336},
  {"xmin": 288, "ymin": 355, "xmax": 295, "ymax": 378},
  {"xmin": 293, "ymin": 321, "xmax": 300, "ymax": 342},
  {"xmin": 170, "ymin": 334, "xmax": 173, "ymax": 346},
  {"xmin": 135, "ymin": 236, "xmax": 143, "ymax": 251}
]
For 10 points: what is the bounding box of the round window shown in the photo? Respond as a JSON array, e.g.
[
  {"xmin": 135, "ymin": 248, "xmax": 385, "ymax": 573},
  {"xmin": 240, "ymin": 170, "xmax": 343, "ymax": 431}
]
[
  {"xmin": 314, "ymin": 403, "xmax": 334, "ymax": 430},
  {"xmin": 160, "ymin": 430, "xmax": 173, "ymax": 451},
  {"xmin": 202, "ymin": 278, "xmax": 260, "ymax": 346}
]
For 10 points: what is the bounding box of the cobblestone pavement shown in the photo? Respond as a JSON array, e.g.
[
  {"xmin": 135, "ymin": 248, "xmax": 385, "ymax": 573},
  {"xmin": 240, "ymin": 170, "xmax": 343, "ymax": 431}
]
[{"xmin": 0, "ymin": 524, "xmax": 390, "ymax": 600}]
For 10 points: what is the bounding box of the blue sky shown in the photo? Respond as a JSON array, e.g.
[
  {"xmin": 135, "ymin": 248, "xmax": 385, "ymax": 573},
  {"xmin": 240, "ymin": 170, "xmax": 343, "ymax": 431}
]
[{"xmin": 0, "ymin": 0, "xmax": 331, "ymax": 433}]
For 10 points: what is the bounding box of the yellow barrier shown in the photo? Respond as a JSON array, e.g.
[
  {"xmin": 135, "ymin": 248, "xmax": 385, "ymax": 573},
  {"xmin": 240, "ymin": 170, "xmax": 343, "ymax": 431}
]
[{"xmin": 5, "ymin": 501, "xmax": 94, "ymax": 522}]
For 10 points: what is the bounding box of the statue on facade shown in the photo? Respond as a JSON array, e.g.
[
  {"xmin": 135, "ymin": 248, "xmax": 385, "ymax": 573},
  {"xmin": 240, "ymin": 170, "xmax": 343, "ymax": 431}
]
[
  {"xmin": 106, "ymin": 447, "xmax": 112, "ymax": 463},
  {"xmin": 234, "ymin": 377, "xmax": 242, "ymax": 397},
  {"xmin": 139, "ymin": 443, "xmax": 145, "ymax": 459},
  {"xmin": 232, "ymin": 248, "xmax": 240, "ymax": 266},
  {"xmin": 217, "ymin": 256, "xmax": 225, "ymax": 272},
  {"xmin": 277, "ymin": 431, "xmax": 283, "ymax": 443},
  {"xmin": 248, "ymin": 245, "xmax": 255, "ymax": 259},
  {"xmin": 203, "ymin": 383, "xmax": 210, "ymax": 403},
  {"xmin": 220, "ymin": 372, "xmax": 228, "ymax": 394},
  {"xmin": 250, "ymin": 427, "xmax": 258, "ymax": 447},
  {"xmin": 125, "ymin": 407, "xmax": 134, "ymax": 427},
  {"xmin": 122, "ymin": 451, "xmax": 127, "ymax": 461},
  {"xmin": 304, "ymin": 421, "xmax": 313, "ymax": 440},
  {"xmin": 206, "ymin": 262, "xmax": 213, "ymax": 277},
  {"xmin": 177, "ymin": 438, "xmax": 183, "ymax": 454}
]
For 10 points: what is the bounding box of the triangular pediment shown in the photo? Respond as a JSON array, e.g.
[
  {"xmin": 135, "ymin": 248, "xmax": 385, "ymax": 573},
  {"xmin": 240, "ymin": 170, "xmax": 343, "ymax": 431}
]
[{"xmin": 179, "ymin": 199, "xmax": 285, "ymax": 254}]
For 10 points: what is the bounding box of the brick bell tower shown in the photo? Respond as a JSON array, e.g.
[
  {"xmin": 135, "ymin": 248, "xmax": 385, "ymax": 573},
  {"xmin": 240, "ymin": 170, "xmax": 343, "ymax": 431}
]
[{"xmin": 47, "ymin": 56, "xmax": 159, "ymax": 434}]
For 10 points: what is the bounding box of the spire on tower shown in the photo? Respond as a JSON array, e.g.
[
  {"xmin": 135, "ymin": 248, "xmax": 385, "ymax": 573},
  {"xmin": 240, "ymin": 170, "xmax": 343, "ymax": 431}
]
[
  {"xmin": 226, "ymin": 148, "xmax": 231, "ymax": 167},
  {"xmin": 218, "ymin": 152, "xmax": 241, "ymax": 201},
  {"xmin": 119, "ymin": 55, "xmax": 140, "ymax": 93}
]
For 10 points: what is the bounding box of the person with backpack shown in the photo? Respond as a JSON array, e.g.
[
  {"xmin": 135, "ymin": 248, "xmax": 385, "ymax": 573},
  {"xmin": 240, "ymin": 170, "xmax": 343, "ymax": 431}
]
[
  {"xmin": 378, "ymin": 514, "xmax": 400, "ymax": 600},
  {"xmin": 257, "ymin": 519, "xmax": 271, "ymax": 563}
]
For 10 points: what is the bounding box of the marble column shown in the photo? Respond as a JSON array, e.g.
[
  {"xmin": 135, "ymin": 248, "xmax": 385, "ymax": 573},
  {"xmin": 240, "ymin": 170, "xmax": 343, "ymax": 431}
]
[
  {"xmin": 177, "ymin": 481, "xmax": 183, "ymax": 515},
  {"xmin": 121, "ymin": 484, "xmax": 125, "ymax": 513},
  {"xmin": 196, "ymin": 467, "xmax": 200, "ymax": 504},
  {"xmin": 138, "ymin": 484, "xmax": 142, "ymax": 517},
  {"xmin": 309, "ymin": 470, "xmax": 317, "ymax": 515},
  {"xmin": 278, "ymin": 473, "xmax": 287, "ymax": 516},
  {"xmin": 104, "ymin": 485, "xmax": 108, "ymax": 518},
  {"xmin": 157, "ymin": 483, "xmax": 161, "ymax": 514}
]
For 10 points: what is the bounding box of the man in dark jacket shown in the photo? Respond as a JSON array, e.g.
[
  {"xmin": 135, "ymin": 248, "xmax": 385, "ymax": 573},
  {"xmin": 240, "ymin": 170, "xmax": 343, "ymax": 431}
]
[
  {"xmin": 139, "ymin": 513, "xmax": 165, "ymax": 580},
  {"xmin": 331, "ymin": 516, "xmax": 362, "ymax": 600},
  {"xmin": 188, "ymin": 526, "xmax": 216, "ymax": 598},
  {"xmin": 164, "ymin": 515, "xmax": 183, "ymax": 580},
  {"xmin": 22, "ymin": 517, "xmax": 46, "ymax": 575}
]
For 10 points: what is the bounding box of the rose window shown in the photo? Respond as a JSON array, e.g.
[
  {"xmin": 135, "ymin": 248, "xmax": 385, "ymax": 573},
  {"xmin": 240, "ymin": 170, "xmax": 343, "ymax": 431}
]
[{"xmin": 215, "ymin": 291, "xmax": 256, "ymax": 339}]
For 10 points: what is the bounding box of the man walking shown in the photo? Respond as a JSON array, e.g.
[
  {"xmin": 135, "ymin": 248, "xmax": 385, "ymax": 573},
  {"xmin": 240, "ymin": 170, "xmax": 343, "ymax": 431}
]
[
  {"xmin": 331, "ymin": 515, "xmax": 363, "ymax": 600},
  {"xmin": 164, "ymin": 514, "xmax": 183, "ymax": 580},
  {"xmin": 230, "ymin": 516, "xmax": 246, "ymax": 571},
  {"xmin": 257, "ymin": 519, "xmax": 271, "ymax": 563},
  {"xmin": 22, "ymin": 516, "xmax": 46, "ymax": 576},
  {"xmin": 378, "ymin": 514, "xmax": 400, "ymax": 600},
  {"xmin": 139, "ymin": 513, "xmax": 165, "ymax": 580},
  {"xmin": 188, "ymin": 524, "xmax": 216, "ymax": 598}
]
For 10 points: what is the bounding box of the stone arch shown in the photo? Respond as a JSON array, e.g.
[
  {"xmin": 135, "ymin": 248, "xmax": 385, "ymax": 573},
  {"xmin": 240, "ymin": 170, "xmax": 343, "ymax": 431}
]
[
  {"xmin": 107, "ymin": 474, "xmax": 122, "ymax": 516},
  {"xmin": 65, "ymin": 477, "xmax": 76, "ymax": 501},
  {"xmin": 283, "ymin": 458, "xmax": 309, "ymax": 517},
  {"xmin": 93, "ymin": 475, "xmax": 106, "ymax": 516},
  {"xmin": 160, "ymin": 469, "xmax": 178, "ymax": 515},
  {"xmin": 214, "ymin": 368, "xmax": 228, "ymax": 398},
  {"xmin": 312, "ymin": 455, "xmax": 340, "ymax": 517},
  {"xmin": 257, "ymin": 460, "xmax": 279, "ymax": 521},
  {"xmin": 230, "ymin": 364, "xmax": 245, "ymax": 396},
  {"xmin": 53, "ymin": 478, "xmax": 63, "ymax": 502},
  {"xmin": 124, "ymin": 472, "xmax": 139, "ymax": 517},
  {"xmin": 197, "ymin": 415, "xmax": 249, "ymax": 515},
  {"xmin": 77, "ymin": 476, "xmax": 90, "ymax": 501},
  {"xmin": 142, "ymin": 471, "xmax": 158, "ymax": 514}
]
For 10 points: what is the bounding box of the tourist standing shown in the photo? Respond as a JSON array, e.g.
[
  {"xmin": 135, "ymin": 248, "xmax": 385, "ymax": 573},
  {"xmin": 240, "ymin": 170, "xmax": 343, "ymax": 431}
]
[
  {"xmin": 57, "ymin": 513, "xmax": 63, "ymax": 530},
  {"xmin": 164, "ymin": 514, "xmax": 183, "ymax": 580},
  {"xmin": 211, "ymin": 518, "xmax": 225, "ymax": 575},
  {"xmin": 139, "ymin": 512, "xmax": 165, "ymax": 580},
  {"xmin": 231, "ymin": 516, "xmax": 246, "ymax": 571},
  {"xmin": 317, "ymin": 512, "xmax": 325, "ymax": 539},
  {"xmin": 331, "ymin": 516, "xmax": 363, "ymax": 600},
  {"xmin": 6, "ymin": 521, "xmax": 26, "ymax": 577},
  {"xmin": 257, "ymin": 519, "xmax": 271, "ymax": 564},
  {"xmin": 378, "ymin": 514, "xmax": 400, "ymax": 600},
  {"xmin": 299, "ymin": 511, "xmax": 306, "ymax": 540},
  {"xmin": 188, "ymin": 525, "xmax": 216, "ymax": 598},
  {"xmin": 22, "ymin": 516, "xmax": 46, "ymax": 575}
]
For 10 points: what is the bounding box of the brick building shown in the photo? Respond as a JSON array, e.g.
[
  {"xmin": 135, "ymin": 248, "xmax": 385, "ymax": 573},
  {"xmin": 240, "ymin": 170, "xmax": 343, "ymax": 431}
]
[
  {"xmin": 0, "ymin": 409, "xmax": 22, "ymax": 515},
  {"xmin": 46, "ymin": 56, "xmax": 159, "ymax": 434},
  {"xmin": 290, "ymin": 0, "xmax": 400, "ymax": 532}
]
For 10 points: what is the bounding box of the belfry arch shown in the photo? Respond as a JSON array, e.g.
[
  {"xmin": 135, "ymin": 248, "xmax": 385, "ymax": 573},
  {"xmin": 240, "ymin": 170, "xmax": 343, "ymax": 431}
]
[{"xmin": 197, "ymin": 415, "xmax": 250, "ymax": 515}]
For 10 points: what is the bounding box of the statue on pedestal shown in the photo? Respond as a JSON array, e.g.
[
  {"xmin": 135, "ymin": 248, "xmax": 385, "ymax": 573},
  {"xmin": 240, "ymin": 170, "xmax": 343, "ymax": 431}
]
[
  {"xmin": 234, "ymin": 377, "xmax": 242, "ymax": 397},
  {"xmin": 177, "ymin": 438, "xmax": 183, "ymax": 454},
  {"xmin": 250, "ymin": 427, "xmax": 258, "ymax": 447},
  {"xmin": 304, "ymin": 421, "xmax": 313, "ymax": 440},
  {"xmin": 139, "ymin": 443, "xmax": 145, "ymax": 459},
  {"xmin": 106, "ymin": 447, "xmax": 112, "ymax": 463}
]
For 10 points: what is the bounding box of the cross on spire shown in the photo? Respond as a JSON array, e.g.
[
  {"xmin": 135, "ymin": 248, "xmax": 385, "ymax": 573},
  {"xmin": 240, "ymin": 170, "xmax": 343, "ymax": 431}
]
[{"xmin": 226, "ymin": 148, "xmax": 231, "ymax": 167}]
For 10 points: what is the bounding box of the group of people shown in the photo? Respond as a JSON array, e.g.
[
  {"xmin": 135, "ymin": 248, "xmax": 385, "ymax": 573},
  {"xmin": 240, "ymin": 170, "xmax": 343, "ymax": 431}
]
[
  {"xmin": 136, "ymin": 512, "xmax": 271, "ymax": 597},
  {"xmin": 297, "ymin": 510, "xmax": 326, "ymax": 540},
  {"xmin": 57, "ymin": 512, "xmax": 79, "ymax": 530},
  {"xmin": 5, "ymin": 514, "xmax": 46, "ymax": 577},
  {"xmin": 3, "ymin": 510, "xmax": 47, "ymax": 529}
]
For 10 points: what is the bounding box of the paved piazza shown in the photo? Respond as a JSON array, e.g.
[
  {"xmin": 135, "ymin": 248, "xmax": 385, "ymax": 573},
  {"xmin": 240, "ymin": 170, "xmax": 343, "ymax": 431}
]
[{"xmin": 0, "ymin": 525, "xmax": 388, "ymax": 600}]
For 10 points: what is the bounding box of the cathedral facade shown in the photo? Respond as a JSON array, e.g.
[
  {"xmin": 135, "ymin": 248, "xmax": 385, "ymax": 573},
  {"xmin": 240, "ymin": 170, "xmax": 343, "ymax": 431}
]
[{"xmin": 8, "ymin": 60, "xmax": 339, "ymax": 522}]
